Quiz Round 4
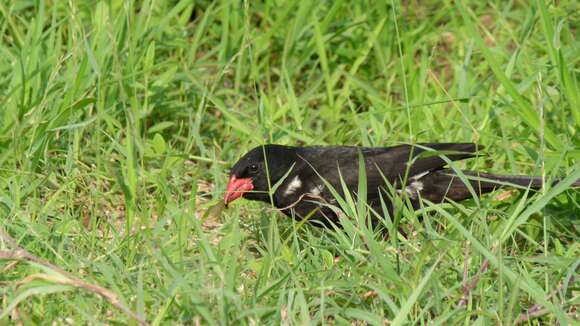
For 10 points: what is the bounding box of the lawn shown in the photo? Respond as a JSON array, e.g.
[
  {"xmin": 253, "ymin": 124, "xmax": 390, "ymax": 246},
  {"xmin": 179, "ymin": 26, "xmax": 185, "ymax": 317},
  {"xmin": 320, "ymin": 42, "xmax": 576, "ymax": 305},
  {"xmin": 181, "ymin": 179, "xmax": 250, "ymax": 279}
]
[{"xmin": 0, "ymin": 0, "xmax": 579, "ymax": 324}]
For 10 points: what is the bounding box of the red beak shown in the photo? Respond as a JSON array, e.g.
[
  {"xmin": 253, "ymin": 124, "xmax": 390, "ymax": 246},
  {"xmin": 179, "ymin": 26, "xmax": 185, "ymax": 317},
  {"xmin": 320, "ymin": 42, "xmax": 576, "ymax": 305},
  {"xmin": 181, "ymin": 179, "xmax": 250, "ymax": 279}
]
[{"xmin": 224, "ymin": 175, "xmax": 254, "ymax": 206}]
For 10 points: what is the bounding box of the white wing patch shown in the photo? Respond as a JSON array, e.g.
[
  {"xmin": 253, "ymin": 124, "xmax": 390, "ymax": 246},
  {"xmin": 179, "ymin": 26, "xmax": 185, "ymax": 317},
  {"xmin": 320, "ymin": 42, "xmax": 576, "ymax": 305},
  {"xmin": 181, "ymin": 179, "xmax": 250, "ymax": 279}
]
[
  {"xmin": 284, "ymin": 176, "xmax": 302, "ymax": 196},
  {"xmin": 411, "ymin": 171, "xmax": 430, "ymax": 181},
  {"xmin": 405, "ymin": 181, "xmax": 424, "ymax": 198},
  {"xmin": 309, "ymin": 184, "xmax": 324, "ymax": 196},
  {"xmin": 398, "ymin": 171, "xmax": 428, "ymax": 199}
]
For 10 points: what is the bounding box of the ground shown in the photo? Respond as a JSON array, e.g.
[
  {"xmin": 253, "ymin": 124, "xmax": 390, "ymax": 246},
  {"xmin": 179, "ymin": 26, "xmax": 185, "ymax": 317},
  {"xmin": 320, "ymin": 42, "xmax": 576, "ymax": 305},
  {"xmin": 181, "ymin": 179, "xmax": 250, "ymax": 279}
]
[{"xmin": 0, "ymin": 0, "xmax": 579, "ymax": 325}]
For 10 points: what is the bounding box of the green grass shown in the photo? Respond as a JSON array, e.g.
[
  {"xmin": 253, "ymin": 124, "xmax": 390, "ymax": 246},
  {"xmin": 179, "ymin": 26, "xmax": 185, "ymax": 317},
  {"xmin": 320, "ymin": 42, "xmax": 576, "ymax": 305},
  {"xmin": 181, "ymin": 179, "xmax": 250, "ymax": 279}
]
[{"xmin": 1, "ymin": 0, "xmax": 579, "ymax": 324}]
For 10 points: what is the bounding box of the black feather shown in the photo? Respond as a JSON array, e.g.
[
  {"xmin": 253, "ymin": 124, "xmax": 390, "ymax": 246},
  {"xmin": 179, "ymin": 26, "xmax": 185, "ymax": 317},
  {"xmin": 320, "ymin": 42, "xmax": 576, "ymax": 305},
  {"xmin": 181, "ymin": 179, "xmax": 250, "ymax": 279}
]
[{"xmin": 227, "ymin": 144, "xmax": 578, "ymax": 228}]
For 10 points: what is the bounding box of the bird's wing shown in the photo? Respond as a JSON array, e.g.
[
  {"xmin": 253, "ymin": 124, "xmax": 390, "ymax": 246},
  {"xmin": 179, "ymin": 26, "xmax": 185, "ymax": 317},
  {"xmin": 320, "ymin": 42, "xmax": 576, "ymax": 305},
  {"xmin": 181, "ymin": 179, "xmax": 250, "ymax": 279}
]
[
  {"xmin": 271, "ymin": 143, "xmax": 483, "ymax": 222},
  {"xmin": 294, "ymin": 143, "xmax": 483, "ymax": 198},
  {"xmin": 370, "ymin": 143, "xmax": 484, "ymax": 181}
]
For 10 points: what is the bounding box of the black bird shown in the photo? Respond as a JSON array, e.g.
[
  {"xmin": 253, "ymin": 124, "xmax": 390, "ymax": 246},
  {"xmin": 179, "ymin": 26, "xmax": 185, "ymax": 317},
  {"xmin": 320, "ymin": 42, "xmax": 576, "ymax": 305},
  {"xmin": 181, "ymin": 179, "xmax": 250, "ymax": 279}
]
[{"xmin": 224, "ymin": 144, "xmax": 579, "ymax": 227}]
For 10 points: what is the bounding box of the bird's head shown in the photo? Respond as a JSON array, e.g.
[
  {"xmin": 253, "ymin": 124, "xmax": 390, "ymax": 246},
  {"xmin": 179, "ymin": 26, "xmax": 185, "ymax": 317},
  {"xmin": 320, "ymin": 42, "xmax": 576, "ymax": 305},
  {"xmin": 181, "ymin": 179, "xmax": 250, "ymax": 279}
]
[{"xmin": 224, "ymin": 144, "xmax": 297, "ymax": 206}]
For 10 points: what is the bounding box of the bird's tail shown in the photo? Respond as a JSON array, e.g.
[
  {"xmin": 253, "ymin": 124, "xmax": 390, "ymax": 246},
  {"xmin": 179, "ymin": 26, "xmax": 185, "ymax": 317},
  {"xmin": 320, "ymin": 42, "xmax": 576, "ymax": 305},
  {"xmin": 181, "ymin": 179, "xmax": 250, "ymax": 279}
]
[
  {"xmin": 459, "ymin": 171, "xmax": 580, "ymax": 189},
  {"xmin": 420, "ymin": 170, "xmax": 579, "ymax": 203}
]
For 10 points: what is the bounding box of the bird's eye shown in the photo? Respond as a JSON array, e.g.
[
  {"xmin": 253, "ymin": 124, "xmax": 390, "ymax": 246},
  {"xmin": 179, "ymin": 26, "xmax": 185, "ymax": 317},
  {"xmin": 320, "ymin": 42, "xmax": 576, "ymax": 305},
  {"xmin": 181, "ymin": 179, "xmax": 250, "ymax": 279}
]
[{"xmin": 248, "ymin": 164, "xmax": 258, "ymax": 174}]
